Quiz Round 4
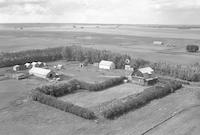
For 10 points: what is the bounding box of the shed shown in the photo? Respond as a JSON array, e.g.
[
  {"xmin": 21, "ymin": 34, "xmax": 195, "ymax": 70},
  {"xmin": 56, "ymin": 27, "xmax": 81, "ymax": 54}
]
[
  {"xmin": 37, "ymin": 62, "xmax": 43, "ymax": 67},
  {"xmin": 25, "ymin": 63, "xmax": 32, "ymax": 69},
  {"xmin": 153, "ymin": 41, "xmax": 163, "ymax": 45},
  {"xmin": 99, "ymin": 60, "xmax": 115, "ymax": 70},
  {"xmin": 13, "ymin": 73, "xmax": 29, "ymax": 80},
  {"xmin": 13, "ymin": 65, "xmax": 20, "ymax": 71},
  {"xmin": 80, "ymin": 59, "xmax": 89, "ymax": 68},
  {"xmin": 125, "ymin": 65, "xmax": 134, "ymax": 71},
  {"xmin": 57, "ymin": 64, "xmax": 64, "ymax": 70},
  {"xmin": 29, "ymin": 67, "xmax": 56, "ymax": 79},
  {"xmin": 131, "ymin": 67, "xmax": 157, "ymax": 85}
]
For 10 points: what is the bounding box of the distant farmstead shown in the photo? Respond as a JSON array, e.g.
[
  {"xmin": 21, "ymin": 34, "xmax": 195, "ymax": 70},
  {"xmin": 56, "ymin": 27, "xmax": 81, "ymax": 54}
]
[
  {"xmin": 99, "ymin": 60, "xmax": 115, "ymax": 70},
  {"xmin": 153, "ymin": 41, "xmax": 163, "ymax": 45},
  {"xmin": 130, "ymin": 67, "xmax": 158, "ymax": 86},
  {"xmin": 29, "ymin": 67, "xmax": 56, "ymax": 79}
]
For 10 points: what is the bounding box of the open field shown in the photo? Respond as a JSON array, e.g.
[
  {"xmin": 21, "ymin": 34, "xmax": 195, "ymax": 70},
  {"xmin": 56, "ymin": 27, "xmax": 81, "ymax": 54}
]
[
  {"xmin": 59, "ymin": 83, "xmax": 146, "ymax": 108},
  {"xmin": 1, "ymin": 24, "xmax": 200, "ymax": 64},
  {"xmin": 0, "ymin": 24, "xmax": 200, "ymax": 134}
]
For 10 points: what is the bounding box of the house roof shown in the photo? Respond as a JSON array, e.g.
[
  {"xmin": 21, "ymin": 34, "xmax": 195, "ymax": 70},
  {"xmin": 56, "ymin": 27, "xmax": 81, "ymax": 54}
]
[
  {"xmin": 138, "ymin": 67, "xmax": 154, "ymax": 74},
  {"xmin": 29, "ymin": 67, "xmax": 52, "ymax": 76},
  {"xmin": 99, "ymin": 60, "xmax": 114, "ymax": 66}
]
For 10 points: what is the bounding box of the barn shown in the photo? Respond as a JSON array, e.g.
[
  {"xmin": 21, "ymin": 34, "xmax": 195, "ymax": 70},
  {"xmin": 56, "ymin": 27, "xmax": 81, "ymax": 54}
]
[
  {"xmin": 99, "ymin": 60, "xmax": 115, "ymax": 70},
  {"xmin": 29, "ymin": 67, "xmax": 56, "ymax": 79},
  {"xmin": 131, "ymin": 67, "xmax": 158, "ymax": 86}
]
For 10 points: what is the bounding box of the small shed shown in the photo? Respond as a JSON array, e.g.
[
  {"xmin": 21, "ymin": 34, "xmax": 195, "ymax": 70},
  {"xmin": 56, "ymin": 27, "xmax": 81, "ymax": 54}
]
[
  {"xmin": 43, "ymin": 62, "xmax": 47, "ymax": 66},
  {"xmin": 25, "ymin": 63, "xmax": 32, "ymax": 69},
  {"xmin": 13, "ymin": 73, "xmax": 29, "ymax": 80},
  {"xmin": 29, "ymin": 67, "xmax": 56, "ymax": 79},
  {"xmin": 153, "ymin": 41, "xmax": 164, "ymax": 45},
  {"xmin": 131, "ymin": 67, "xmax": 157, "ymax": 86},
  {"xmin": 99, "ymin": 60, "xmax": 115, "ymax": 70},
  {"xmin": 125, "ymin": 65, "xmax": 134, "ymax": 71},
  {"xmin": 80, "ymin": 59, "xmax": 89, "ymax": 68},
  {"xmin": 13, "ymin": 65, "xmax": 20, "ymax": 71},
  {"xmin": 37, "ymin": 62, "xmax": 44, "ymax": 67}
]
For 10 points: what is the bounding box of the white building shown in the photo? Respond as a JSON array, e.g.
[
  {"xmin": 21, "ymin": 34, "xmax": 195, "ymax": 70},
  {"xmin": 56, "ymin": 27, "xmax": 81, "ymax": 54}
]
[
  {"xmin": 25, "ymin": 63, "xmax": 32, "ymax": 68},
  {"xmin": 153, "ymin": 41, "xmax": 164, "ymax": 45},
  {"xmin": 29, "ymin": 67, "xmax": 56, "ymax": 79},
  {"xmin": 13, "ymin": 65, "xmax": 20, "ymax": 71},
  {"xmin": 99, "ymin": 60, "xmax": 115, "ymax": 70}
]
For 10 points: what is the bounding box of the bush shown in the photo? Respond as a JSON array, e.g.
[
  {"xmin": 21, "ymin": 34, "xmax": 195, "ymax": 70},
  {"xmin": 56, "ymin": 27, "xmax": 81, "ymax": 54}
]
[
  {"xmin": 186, "ymin": 45, "xmax": 199, "ymax": 52},
  {"xmin": 35, "ymin": 79, "xmax": 79, "ymax": 97},
  {"xmin": 31, "ymin": 90, "xmax": 96, "ymax": 120},
  {"xmin": 101, "ymin": 81, "xmax": 182, "ymax": 119},
  {"xmin": 78, "ymin": 76, "xmax": 126, "ymax": 91}
]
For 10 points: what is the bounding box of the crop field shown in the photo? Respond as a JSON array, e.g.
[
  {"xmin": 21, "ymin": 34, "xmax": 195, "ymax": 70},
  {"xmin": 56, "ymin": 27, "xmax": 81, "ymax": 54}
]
[{"xmin": 0, "ymin": 24, "xmax": 200, "ymax": 135}]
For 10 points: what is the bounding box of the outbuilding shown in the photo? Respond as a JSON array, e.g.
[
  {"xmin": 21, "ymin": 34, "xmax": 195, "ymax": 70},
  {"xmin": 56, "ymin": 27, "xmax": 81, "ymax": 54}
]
[
  {"xmin": 37, "ymin": 62, "xmax": 44, "ymax": 67},
  {"xmin": 131, "ymin": 67, "xmax": 158, "ymax": 85},
  {"xmin": 29, "ymin": 67, "xmax": 56, "ymax": 79},
  {"xmin": 25, "ymin": 63, "xmax": 32, "ymax": 69},
  {"xmin": 99, "ymin": 60, "xmax": 115, "ymax": 70},
  {"xmin": 13, "ymin": 65, "xmax": 20, "ymax": 71}
]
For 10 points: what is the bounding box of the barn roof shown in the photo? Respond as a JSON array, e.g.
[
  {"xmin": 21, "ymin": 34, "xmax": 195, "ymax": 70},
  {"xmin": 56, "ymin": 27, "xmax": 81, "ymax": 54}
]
[
  {"xmin": 29, "ymin": 67, "xmax": 52, "ymax": 76},
  {"xmin": 138, "ymin": 67, "xmax": 154, "ymax": 74}
]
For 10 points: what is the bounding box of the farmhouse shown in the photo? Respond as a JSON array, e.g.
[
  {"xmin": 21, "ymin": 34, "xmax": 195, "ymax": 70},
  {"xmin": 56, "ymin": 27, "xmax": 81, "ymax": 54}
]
[
  {"xmin": 153, "ymin": 41, "xmax": 163, "ymax": 45},
  {"xmin": 99, "ymin": 60, "xmax": 115, "ymax": 70},
  {"xmin": 131, "ymin": 67, "xmax": 158, "ymax": 86},
  {"xmin": 29, "ymin": 67, "xmax": 56, "ymax": 79}
]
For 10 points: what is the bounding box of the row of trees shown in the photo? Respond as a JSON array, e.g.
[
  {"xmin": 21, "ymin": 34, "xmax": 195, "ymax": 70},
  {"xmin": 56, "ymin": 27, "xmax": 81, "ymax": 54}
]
[{"xmin": 1, "ymin": 45, "xmax": 200, "ymax": 82}]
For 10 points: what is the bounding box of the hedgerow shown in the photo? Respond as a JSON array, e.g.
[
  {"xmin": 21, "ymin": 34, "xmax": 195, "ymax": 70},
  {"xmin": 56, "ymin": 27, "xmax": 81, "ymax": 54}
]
[
  {"xmin": 31, "ymin": 90, "xmax": 96, "ymax": 120},
  {"xmin": 101, "ymin": 81, "xmax": 182, "ymax": 119},
  {"xmin": 35, "ymin": 79, "xmax": 79, "ymax": 97},
  {"xmin": 0, "ymin": 47, "xmax": 63, "ymax": 67},
  {"xmin": 186, "ymin": 45, "xmax": 199, "ymax": 52}
]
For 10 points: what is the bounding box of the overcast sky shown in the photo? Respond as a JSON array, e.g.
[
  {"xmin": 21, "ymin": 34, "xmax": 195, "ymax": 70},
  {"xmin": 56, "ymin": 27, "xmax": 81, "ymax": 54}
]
[{"xmin": 0, "ymin": 0, "xmax": 200, "ymax": 24}]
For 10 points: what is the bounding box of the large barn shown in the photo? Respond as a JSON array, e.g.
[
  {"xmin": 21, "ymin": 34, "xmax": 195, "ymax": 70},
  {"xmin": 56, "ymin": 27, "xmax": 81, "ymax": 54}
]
[
  {"xmin": 29, "ymin": 67, "xmax": 56, "ymax": 79},
  {"xmin": 131, "ymin": 67, "xmax": 158, "ymax": 86},
  {"xmin": 99, "ymin": 60, "xmax": 115, "ymax": 70}
]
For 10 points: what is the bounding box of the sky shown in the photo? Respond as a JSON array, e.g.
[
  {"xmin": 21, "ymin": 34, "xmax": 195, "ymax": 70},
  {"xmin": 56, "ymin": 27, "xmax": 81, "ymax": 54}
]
[{"xmin": 0, "ymin": 0, "xmax": 200, "ymax": 24}]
